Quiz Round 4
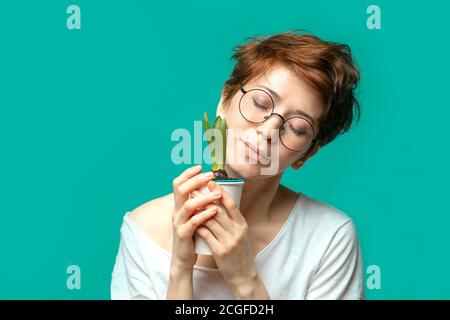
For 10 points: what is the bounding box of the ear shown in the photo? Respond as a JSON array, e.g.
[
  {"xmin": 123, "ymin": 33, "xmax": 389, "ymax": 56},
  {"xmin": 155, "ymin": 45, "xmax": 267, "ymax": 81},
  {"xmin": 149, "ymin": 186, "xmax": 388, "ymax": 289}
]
[{"xmin": 291, "ymin": 144, "xmax": 321, "ymax": 170}]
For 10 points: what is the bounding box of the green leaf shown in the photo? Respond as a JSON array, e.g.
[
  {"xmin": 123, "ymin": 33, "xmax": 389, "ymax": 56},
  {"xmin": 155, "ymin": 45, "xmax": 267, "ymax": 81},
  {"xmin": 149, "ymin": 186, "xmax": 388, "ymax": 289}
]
[
  {"xmin": 203, "ymin": 114, "xmax": 228, "ymax": 171},
  {"xmin": 203, "ymin": 112, "xmax": 211, "ymax": 132},
  {"xmin": 213, "ymin": 115, "xmax": 220, "ymax": 129},
  {"xmin": 203, "ymin": 112, "xmax": 213, "ymax": 145},
  {"xmin": 212, "ymin": 116, "xmax": 227, "ymax": 170}
]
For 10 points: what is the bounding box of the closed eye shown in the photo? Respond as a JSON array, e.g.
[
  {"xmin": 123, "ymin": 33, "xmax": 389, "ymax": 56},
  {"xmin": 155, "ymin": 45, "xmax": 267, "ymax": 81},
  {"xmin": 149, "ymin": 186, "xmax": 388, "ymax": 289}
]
[
  {"xmin": 288, "ymin": 123, "xmax": 306, "ymax": 136},
  {"xmin": 252, "ymin": 99, "xmax": 271, "ymax": 110}
]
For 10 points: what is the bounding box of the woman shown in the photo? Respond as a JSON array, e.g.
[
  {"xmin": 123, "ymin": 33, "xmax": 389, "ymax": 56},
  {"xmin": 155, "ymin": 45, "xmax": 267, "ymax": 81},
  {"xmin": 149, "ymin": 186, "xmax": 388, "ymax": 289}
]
[{"xmin": 110, "ymin": 31, "xmax": 364, "ymax": 300}]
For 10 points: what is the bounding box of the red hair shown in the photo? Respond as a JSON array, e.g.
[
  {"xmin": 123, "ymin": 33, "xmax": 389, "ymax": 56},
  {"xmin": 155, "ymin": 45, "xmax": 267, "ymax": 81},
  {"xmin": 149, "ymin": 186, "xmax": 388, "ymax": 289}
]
[{"xmin": 222, "ymin": 30, "xmax": 361, "ymax": 149}]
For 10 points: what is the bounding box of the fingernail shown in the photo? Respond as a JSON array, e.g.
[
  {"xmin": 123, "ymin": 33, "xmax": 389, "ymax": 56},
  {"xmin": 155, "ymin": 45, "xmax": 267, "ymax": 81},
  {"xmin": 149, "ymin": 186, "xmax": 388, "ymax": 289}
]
[{"xmin": 204, "ymin": 171, "xmax": 214, "ymax": 177}]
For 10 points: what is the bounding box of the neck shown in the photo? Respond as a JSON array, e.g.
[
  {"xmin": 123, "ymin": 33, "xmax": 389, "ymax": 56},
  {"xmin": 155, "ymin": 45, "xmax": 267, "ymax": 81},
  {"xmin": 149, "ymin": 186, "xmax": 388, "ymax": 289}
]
[{"xmin": 224, "ymin": 164, "xmax": 283, "ymax": 226}]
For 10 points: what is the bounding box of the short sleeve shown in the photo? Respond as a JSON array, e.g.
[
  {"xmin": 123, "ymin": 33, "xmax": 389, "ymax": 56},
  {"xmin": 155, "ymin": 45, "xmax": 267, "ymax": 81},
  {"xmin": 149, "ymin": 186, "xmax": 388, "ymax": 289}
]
[
  {"xmin": 110, "ymin": 220, "xmax": 159, "ymax": 300},
  {"xmin": 306, "ymin": 220, "xmax": 364, "ymax": 300}
]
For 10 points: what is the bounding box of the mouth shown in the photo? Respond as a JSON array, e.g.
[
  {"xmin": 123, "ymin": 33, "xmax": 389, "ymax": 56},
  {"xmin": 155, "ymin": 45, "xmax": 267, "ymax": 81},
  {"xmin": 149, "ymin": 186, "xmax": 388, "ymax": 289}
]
[{"xmin": 239, "ymin": 137, "xmax": 269, "ymax": 162}]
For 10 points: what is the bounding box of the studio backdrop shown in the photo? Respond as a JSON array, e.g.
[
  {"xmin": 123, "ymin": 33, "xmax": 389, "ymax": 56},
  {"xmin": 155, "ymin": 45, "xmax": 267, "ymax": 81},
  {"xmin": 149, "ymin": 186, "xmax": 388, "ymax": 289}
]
[{"xmin": 0, "ymin": 0, "xmax": 449, "ymax": 299}]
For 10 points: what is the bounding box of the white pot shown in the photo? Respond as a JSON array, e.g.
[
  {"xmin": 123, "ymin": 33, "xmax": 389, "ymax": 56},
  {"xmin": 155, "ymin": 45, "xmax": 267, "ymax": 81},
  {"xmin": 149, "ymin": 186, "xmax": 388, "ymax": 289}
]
[{"xmin": 193, "ymin": 179, "xmax": 245, "ymax": 255}]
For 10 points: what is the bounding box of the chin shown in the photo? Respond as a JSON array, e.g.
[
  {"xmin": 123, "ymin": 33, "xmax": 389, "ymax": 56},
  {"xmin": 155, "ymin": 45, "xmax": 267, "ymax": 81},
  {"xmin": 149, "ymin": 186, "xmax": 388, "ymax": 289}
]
[
  {"xmin": 226, "ymin": 162, "xmax": 278, "ymax": 180},
  {"xmin": 225, "ymin": 140, "xmax": 283, "ymax": 179}
]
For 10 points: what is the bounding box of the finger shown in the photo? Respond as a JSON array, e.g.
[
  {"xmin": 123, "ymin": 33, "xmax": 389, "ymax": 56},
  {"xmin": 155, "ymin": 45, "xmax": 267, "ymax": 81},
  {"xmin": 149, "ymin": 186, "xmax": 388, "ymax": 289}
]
[
  {"xmin": 177, "ymin": 171, "xmax": 215, "ymax": 200},
  {"xmin": 176, "ymin": 206, "xmax": 217, "ymax": 240},
  {"xmin": 203, "ymin": 217, "xmax": 229, "ymax": 241},
  {"xmin": 172, "ymin": 165, "xmax": 203, "ymax": 206},
  {"xmin": 179, "ymin": 191, "xmax": 222, "ymax": 222},
  {"xmin": 191, "ymin": 187, "xmax": 220, "ymax": 210},
  {"xmin": 190, "ymin": 190, "xmax": 201, "ymax": 198},
  {"xmin": 212, "ymin": 206, "xmax": 234, "ymax": 230},
  {"xmin": 173, "ymin": 165, "xmax": 202, "ymax": 188},
  {"xmin": 207, "ymin": 180, "xmax": 216, "ymax": 192},
  {"xmin": 210, "ymin": 181, "xmax": 239, "ymax": 220},
  {"xmin": 197, "ymin": 227, "xmax": 221, "ymax": 255},
  {"xmin": 190, "ymin": 197, "xmax": 217, "ymax": 215},
  {"xmin": 184, "ymin": 206, "xmax": 218, "ymax": 235},
  {"xmin": 196, "ymin": 181, "xmax": 224, "ymax": 212}
]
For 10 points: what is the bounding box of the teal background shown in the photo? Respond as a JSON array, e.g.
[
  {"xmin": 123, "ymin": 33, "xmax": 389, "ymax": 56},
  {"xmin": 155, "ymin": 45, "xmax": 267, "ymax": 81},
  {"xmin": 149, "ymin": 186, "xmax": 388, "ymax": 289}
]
[{"xmin": 1, "ymin": 0, "xmax": 449, "ymax": 299}]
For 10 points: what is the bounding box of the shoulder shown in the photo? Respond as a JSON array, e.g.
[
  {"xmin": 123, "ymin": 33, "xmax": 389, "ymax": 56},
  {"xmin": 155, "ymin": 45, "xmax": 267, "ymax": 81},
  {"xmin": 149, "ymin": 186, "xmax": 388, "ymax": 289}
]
[
  {"xmin": 291, "ymin": 192, "xmax": 359, "ymax": 245},
  {"xmin": 299, "ymin": 193, "xmax": 353, "ymax": 227},
  {"xmin": 128, "ymin": 192, "xmax": 174, "ymax": 224},
  {"xmin": 125, "ymin": 193, "xmax": 174, "ymax": 250}
]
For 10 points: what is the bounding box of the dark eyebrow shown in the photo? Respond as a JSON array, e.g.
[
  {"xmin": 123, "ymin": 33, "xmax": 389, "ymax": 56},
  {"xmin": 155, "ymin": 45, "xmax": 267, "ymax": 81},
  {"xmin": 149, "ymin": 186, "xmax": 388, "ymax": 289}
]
[{"xmin": 257, "ymin": 84, "xmax": 317, "ymax": 127}]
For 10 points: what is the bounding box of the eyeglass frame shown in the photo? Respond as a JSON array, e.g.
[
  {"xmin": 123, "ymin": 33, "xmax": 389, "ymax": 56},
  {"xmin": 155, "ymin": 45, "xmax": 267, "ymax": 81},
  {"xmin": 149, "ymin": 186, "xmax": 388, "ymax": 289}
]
[{"xmin": 238, "ymin": 84, "xmax": 318, "ymax": 153}]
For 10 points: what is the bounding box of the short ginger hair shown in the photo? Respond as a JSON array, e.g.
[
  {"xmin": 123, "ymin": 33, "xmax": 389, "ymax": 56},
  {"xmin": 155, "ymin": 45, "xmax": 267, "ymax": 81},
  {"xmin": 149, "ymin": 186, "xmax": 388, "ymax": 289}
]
[{"xmin": 222, "ymin": 30, "xmax": 361, "ymax": 149}]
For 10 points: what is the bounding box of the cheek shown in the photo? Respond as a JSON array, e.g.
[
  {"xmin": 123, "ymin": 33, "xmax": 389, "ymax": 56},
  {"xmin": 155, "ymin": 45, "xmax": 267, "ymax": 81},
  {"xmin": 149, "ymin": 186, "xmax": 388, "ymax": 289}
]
[
  {"xmin": 223, "ymin": 99, "xmax": 302, "ymax": 171},
  {"xmin": 268, "ymin": 141, "xmax": 305, "ymax": 168},
  {"xmin": 273, "ymin": 149, "xmax": 299, "ymax": 168},
  {"xmin": 224, "ymin": 104, "xmax": 244, "ymax": 127}
]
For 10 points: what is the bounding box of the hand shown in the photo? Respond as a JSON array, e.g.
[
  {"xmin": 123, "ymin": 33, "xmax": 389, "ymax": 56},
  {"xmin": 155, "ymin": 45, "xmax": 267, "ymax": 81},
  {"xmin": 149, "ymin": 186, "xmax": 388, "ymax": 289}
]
[
  {"xmin": 195, "ymin": 181, "xmax": 259, "ymax": 291},
  {"xmin": 171, "ymin": 165, "xmax": 222, "ymax": 270}
]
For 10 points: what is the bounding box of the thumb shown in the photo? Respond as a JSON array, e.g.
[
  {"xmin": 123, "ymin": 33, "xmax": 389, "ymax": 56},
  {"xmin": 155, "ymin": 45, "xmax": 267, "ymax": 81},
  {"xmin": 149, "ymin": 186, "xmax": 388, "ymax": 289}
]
[
  {"xmin": 207, "ymin": 180, "xmax": 217, "ymax": 191},
  {"xmin": 207, "ymin": 180, "xmax": 223, "ymax": 193}
]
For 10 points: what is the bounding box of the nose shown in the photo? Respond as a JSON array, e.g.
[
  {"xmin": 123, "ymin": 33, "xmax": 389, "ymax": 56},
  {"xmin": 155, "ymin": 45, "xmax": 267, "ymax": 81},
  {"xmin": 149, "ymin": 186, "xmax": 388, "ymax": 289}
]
[{"xmin": 256, "ymin": 113, "xmax": 284, "ymax": 143}]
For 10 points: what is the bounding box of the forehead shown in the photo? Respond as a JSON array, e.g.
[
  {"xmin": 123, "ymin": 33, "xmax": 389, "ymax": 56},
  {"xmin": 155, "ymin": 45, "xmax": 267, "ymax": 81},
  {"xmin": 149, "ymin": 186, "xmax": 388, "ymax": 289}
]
[{"xmin": 245, "ymin": 65, "xmax": 324, "ymax": 123}]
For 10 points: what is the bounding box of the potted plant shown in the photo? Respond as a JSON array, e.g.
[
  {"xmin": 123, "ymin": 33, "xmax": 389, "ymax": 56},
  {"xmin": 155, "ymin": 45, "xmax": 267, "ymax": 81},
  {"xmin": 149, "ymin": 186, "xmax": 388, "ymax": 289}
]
[
  {"xmin": 193, "ymin": 112, "xmax": 246, "ymax": 255},
  {"xmin": 203, "ymin": 112, "xmax": 230, "ymax": 180}
]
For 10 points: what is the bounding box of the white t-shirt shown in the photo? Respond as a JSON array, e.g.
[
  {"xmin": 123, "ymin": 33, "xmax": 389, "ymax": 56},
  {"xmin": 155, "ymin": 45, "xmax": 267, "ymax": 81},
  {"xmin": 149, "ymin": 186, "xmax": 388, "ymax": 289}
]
[{"xmin": 110, "ymin": 192, "xmax": 364, "ymax": 300}]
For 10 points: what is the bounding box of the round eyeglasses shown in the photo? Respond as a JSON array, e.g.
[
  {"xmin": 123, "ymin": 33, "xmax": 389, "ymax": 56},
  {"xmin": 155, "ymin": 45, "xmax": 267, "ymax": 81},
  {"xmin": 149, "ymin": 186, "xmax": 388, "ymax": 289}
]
[{"xmin": 238, "ymin": 85, "xmax": 317, "ymax": 152}]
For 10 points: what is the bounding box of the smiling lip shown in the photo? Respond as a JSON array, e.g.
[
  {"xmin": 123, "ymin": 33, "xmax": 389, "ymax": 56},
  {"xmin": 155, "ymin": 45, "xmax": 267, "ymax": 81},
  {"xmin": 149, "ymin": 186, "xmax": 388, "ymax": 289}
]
[{"xmin": 239, "ymin": 137, "xmax": 269, "ymax": 161}]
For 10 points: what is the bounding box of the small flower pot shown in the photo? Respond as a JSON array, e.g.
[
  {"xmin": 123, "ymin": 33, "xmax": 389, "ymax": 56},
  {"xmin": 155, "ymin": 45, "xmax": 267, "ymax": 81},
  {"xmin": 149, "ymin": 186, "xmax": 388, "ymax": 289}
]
[{"xmin": 193, "ymin": 178, "xmax": 245, "ymax": 255}]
